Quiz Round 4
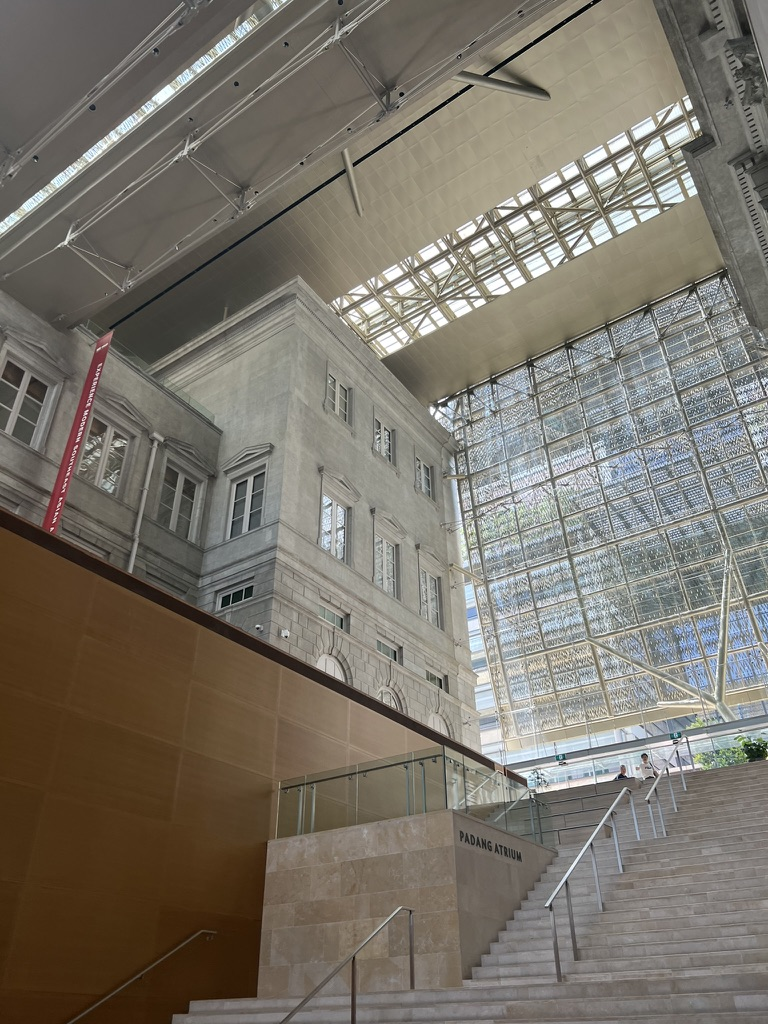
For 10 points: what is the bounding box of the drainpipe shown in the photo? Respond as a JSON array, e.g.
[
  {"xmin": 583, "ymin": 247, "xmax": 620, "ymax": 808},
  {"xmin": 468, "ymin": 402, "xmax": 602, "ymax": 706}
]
[{"xmin": 127, "ymin": 432, "xmax": 164, "ymax": 574}]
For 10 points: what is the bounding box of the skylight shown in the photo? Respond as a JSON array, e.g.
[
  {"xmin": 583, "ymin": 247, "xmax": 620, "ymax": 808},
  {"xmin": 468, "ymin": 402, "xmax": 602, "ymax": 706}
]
[
  {"xmin": 332, "ymin": 98, "xmax": 700, "ymax": 357},
  {"xmin": 0, "ymin": 0, "xmax": 288, "ymax": 239}
]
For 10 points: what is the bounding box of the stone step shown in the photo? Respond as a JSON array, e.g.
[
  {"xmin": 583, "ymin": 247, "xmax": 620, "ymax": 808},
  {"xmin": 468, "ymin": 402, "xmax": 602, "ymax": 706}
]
[{"xmin": 484, "ymin": 931, "xmax": 768, "ymax": 965}]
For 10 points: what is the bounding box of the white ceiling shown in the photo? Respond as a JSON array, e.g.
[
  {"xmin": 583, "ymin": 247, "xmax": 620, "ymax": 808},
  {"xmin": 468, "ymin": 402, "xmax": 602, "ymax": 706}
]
[{"xmin": 0, "ymin": 0, "xmax": 724, "ymax": 399}]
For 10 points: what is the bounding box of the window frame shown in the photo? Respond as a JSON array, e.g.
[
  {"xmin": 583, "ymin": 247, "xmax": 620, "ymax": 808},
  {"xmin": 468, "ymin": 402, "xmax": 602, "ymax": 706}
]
[
  {"xmin": 376, "ymin": 638, "xmax": 401, "ymax": 663},
  {"xmin": 77, "ymin": 411, "xmax": 132, "ymax": 497},
  {"xmin": 426, "ymin": 668, "xmax": 448, "ymax": 692},
  {"xmin": 217, "ymin": 582, "xmax": 255, "ymax": 610},
  {"xmin": 373, "ymin": 415, "xmax": 396, "ymax": 464},
  {"xmin": 320, "ymin": 491, "xmax": 350, "ymax": 562},
  {"xmin": 374, "ymin": 533, "xmax": 400, "ymax": 599},
  {"xmin": 156, "ymin": 459, "xmax": 203, "ymax": 542},
  {"xmin": 326, "ymin": 368, "xmax": 352, "ymax": 425},
  {"xmin": 318, "ymin": 604, "xmax": 347, "ymax": 630},
  {"xmin": 419, "ymin": 567, "xmax": 443, "ymax": 628},
  {"xmin": 0, "ymin": 349, "xmax": 59, "ymax": 451},
  {"xmin": 228, "ymin": 465, "xmax": 267, "ymax": 540},
  {"xmin": 415, "ymin": 454, "xmax": 434, "ymax": 498}
]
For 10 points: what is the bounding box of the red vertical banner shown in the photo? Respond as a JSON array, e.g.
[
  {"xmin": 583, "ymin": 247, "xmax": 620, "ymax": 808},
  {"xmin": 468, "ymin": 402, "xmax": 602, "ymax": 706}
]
[{"xmin": 42, "ymin": 331, "xmax": 113, "ymax": 534}]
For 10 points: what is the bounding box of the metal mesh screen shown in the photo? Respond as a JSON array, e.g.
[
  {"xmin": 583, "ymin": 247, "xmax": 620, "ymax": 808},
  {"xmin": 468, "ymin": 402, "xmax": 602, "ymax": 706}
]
[{"xmin": 439, "ymin": 274, "xmax": 768, "ymax": 747}]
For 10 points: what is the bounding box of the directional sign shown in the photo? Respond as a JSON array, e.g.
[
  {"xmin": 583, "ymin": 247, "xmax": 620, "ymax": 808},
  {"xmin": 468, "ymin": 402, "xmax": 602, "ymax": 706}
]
[
  {"xmin": 555, "ymin": 753, "xmax": 568, "ymax": 762},
  {"xmin": 670, "ymin": 731, "xmax": 682, "ymax": 740}
]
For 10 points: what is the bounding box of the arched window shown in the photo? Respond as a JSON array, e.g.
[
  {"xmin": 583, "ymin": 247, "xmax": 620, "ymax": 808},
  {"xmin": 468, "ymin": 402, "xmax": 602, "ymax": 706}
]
[{"xmin": 316, "ymin": 653, "xmax": 346, "ymax": 682}]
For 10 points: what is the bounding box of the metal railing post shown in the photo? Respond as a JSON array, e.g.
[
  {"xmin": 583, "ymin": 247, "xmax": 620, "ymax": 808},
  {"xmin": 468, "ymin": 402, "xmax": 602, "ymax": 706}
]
[
  {"xmin": 665, "ymin": 767, "xmax": 678, "ymax": 813},
  {"xmin": 404, "ymin": 763, "xmax": 411, "ymax": 817},
  {"xmin": 610, "ymin": 812, "xmax": 623, "ymax": 873},
  {"xmin": 309, "ymin": 784, "xmax": 316, "ymax": 834},
  {"xmin": 529, "ymin": 793, "xmax": 536, "ymax": 839},
  {"xmin": 350, "ymin": 956, "xmax": 357, "ymax": 1024},
  {"xmin": 655, "ymin": 793, "xmax": 667, "ymax": 837},
  {"xmin": 419, "ymin": 760, "xmax": 427, "ymax": 813},
  {"xmin": 549, "ymin": 907, "xmax": 562, "ymax": 982},
  {"xmin": 647, "ymin": 797, "xmax": 658, "ymax": 839},
  {"xmin": 565, "ymin": 880, "xmax": 578, "ymax": 961},
  {"xmin": 589, "ymin": 843, "xmax": 603, "ymax": 910},
  {"xmin": 408, "ymin": 910, "xmax": 415, "ymax": 989},
  {"xmin": 297, "ymin": 785, "xmax": 305, "ymax": 836},
  {"xmin": 535, "ymin": 794, "xmax": 544, "ymax": 843},
  {"xmin": 676, "ymin": 746, "xmax": 688, "ymax": 792},
  {"xmin": 629, "ymin": 793, "xmax": 640, "ymax": 840}
]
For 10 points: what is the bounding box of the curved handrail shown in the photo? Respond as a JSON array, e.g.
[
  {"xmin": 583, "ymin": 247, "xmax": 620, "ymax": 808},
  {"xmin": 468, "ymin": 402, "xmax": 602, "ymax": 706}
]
[
  {"xmin": 65, "ymin": 929, "xmax": 217, "ymax": 1024},
  {"xmin": 544, "ymin": 787, "xmax": 638, "ymax": 981},
  {"xmin": 279, "ymin": 906, "xmax": 414, "ymax": 1024}
]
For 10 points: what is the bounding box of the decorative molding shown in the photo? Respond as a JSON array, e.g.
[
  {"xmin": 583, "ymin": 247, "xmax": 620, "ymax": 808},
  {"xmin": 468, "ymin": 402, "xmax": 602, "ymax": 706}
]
[
  {"xmin": 318, "ymin": 465, "xmax": 361, "ymax": 503},
  {"xmin": 221, "ymin": 443, "xmax": 274, "ymax": 476},
  {"xmin": 0, "ymin": 325, "xmax": 69, "ymax": 376},
  {"xmin": 370, "ymin": 506, "xmax": 406, "ymax": 538},
  {"xmin": 95, "ymin": 387, "xmax": 153, "ymax": 434},
  {"xmin": 164, "ymin": 436, "xmax": 217, "ymax": 477}
]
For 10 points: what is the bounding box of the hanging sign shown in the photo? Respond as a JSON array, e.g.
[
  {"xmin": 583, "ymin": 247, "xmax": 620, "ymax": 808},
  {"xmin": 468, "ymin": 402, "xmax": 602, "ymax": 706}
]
[{"xmin": 42, "ymin": 331, "xmax": 113, "ymax": 534}]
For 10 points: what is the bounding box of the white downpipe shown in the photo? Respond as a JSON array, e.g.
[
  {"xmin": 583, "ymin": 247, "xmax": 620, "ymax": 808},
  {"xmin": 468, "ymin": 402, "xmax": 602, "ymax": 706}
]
[{"xmin": 127, "ymin": 432, "xmax": 163, "ymax": 574}]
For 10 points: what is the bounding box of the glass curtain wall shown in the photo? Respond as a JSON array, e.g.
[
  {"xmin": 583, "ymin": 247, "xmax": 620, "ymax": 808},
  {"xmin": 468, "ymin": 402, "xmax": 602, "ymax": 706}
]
[{"xmin": 437, "ymin": 274, "xmax": 768, "ymax": 754}]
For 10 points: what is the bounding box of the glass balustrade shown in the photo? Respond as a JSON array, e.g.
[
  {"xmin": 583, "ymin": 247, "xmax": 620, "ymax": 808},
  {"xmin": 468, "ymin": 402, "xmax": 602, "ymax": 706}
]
[{"xmin": 276, "ymin": 745, "xmax": 548, "ymax": 844}]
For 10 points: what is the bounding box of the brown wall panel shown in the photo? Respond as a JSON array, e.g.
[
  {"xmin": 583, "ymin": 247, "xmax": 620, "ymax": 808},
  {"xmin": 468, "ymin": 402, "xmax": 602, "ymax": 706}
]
[{"xmin": 0, "ymin": 512, "xmax": 501, "ymax": 1024}]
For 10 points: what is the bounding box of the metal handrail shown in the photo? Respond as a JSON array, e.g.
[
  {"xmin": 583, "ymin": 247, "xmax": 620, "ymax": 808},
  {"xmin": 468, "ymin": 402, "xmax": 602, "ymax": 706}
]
[
  {"xmin": 279, "ymin": 906, "xmax": 415, "ymax": 1024},
  {"xmin": 64, "ymin": 929, "xmax": 217, "ymax": 1024},
  {"xmin": 544, "ymin": 787, "xmax": 639, "ymax": 981},
  {"xmin": 644, "ymin": 742, "xmax": 687, "ymax": 839}
]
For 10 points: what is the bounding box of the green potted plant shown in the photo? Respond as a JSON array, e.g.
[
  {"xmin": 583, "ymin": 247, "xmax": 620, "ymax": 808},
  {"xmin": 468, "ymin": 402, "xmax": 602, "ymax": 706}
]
[{"xmin": 736, "ymin": 735, "xmax": 768, "ymax": 762}]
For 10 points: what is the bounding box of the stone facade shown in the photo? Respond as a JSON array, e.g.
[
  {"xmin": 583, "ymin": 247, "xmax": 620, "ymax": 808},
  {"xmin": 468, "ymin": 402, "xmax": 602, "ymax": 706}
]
[
  {"xmin": 0, "ymin": 279, "xmax": 478, "ymax": 745},
  {"xmin": 258, "ymin": 810, "xmax": 555, "ymax": 997},
  {"xmin": 153, "ymin": 279, "xmax": 478, "ymax": 745}
]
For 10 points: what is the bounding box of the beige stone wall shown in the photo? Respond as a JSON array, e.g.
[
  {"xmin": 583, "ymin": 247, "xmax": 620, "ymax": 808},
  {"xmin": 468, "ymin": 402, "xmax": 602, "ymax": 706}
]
[{"xmin": 259, "ymin": 810, "xmax": 554, "ymax": 998}]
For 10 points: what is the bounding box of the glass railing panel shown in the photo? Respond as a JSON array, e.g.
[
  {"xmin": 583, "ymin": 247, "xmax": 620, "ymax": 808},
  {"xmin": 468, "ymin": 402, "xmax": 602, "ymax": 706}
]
[
  {"xmin": 276, "ymin": 782, "xmax": 304, "ymax": 838},
  {"xmin": 309, "ymin": 773, "xmax": 357, "ymax": 832},
  {"xmin": 444, "ymin": 754, "xmax": 468, "ymax": 811},
  {"xmin": 357, "ymin": 761, "xmax": 416, "ymax": 824},
  {"xmin": 414, "ymin": 750, "xmax": 449, "ymax": 813}
]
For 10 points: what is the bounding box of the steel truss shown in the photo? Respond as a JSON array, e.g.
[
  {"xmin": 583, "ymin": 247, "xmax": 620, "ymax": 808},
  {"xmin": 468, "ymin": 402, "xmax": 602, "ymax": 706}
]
[
  {"xmin": 439, "ymin": 273, "xmax": 768, "ymax": 746},
  {"xmin": 332, "ymin": 98, "xmax": 700, "ymax": 356}
]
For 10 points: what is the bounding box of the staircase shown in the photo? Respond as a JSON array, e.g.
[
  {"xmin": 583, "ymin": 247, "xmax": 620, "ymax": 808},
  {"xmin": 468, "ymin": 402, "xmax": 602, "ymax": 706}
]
[{"xmin": 174, "ymin": 761, "xmax": 768, "ymax": 1023}]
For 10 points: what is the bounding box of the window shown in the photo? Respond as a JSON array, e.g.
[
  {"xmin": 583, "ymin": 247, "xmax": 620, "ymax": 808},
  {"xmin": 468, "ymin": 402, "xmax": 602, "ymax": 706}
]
[
  {"xmin": 319, "ymin": 604, "xmax": 346, "ymax": 630},
  {"xmin": 218, "ymin": 583, "xmax": 254, "ymax": 609},
  {"xmin": 0, "ymin": 358, "xmax": 51, "ymax": 446},
  {"xmin": 229, "ymin": 469, "xmax": 265, "ymax": 538},
  {"xmin": 415, "ymin": 455, "xmax": 433, "ymax": 498},
  {"xmin": 376, "ymin": 638, "xmax": 401, "ymax": 663},
  {"xmin": 426, "ymin": 669, "xmax": 447, "ymax": 691},
  {"xmin": 158, "ymin": 464, "xmax": 199, "ymax": 540},
  {"xmin": 320, "ymin": 493, "xmax": 348, "ymax": 560},
  {"xmin": 78, "ymin": 416, "xmax": 129, "ymax": 494},
  {"xmin": 419, "ymin": 569, "xmax": 442, "ymax": 627},
  {"xmin": 374, "ymin": 418, "xmax": 395, "ymax": 463},
  {"xmin": 374, "ymin": 535, "xmax": 399, "ymax": 597},
  {"xmin": 326, "ymin": 372, "xmax": 350, "ymax": 422}
]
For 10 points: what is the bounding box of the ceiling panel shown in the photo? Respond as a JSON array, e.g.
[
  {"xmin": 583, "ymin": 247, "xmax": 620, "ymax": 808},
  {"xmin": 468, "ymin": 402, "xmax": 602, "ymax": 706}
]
[
  {"xmin": 0, "ymin": 0, "xmax": 549, "ymax": 331},
  {"xmin": 94, "ymin": 0, "xmax": 691, "ymax": 366}
]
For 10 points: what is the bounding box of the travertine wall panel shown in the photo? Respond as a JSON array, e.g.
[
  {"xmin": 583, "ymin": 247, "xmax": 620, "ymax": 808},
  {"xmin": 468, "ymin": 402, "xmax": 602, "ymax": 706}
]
[{"xmin": 259, "ymin": 810, "xmax": 554, "ymax": 998}]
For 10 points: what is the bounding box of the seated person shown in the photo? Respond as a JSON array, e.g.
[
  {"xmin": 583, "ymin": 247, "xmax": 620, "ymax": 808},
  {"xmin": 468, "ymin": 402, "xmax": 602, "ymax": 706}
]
[
  {"xmin": 638, "ymin": 753, "xmax": 658, "ymax": 780},
  {"xmin": 615, "ymin": 764, "xmax": 629, "ymax": 780}
]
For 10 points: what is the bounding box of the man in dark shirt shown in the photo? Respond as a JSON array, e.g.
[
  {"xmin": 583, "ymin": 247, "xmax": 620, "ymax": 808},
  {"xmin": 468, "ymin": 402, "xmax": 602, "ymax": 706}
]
[{"xmin": 615, "ymin": 764, "xmax": 629, "ymax": 780}]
